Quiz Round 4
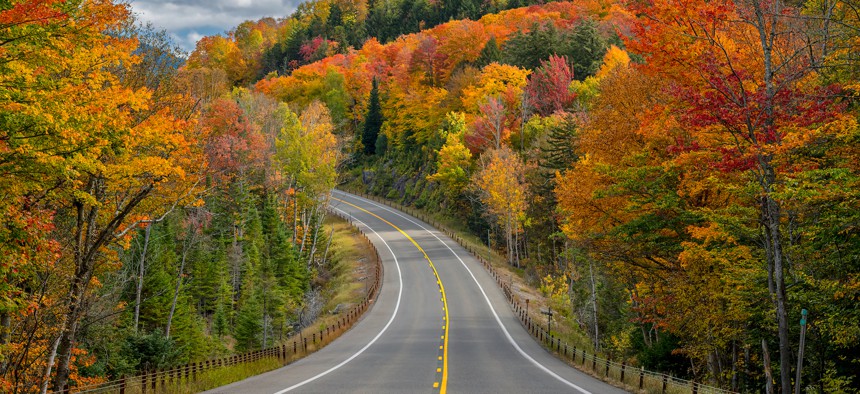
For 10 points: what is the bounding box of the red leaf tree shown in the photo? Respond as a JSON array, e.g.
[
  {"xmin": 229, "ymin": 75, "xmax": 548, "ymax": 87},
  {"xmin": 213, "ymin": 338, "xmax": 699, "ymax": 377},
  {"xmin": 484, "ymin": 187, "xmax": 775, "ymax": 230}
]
[{"xmin": 525, "ymin": 54, "xmax": 576, "ymax": 117}]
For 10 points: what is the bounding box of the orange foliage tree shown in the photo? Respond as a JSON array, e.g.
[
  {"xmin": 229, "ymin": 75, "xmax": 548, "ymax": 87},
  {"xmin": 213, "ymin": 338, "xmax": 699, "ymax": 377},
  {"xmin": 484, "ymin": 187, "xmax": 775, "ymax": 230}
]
[
  {"xmin": 1, "ymin": 1, "xmax": 206, "ymax": 391},
  {"xmin": 626, "ymin": 1, "xmax": 854, "ymax": 390}
]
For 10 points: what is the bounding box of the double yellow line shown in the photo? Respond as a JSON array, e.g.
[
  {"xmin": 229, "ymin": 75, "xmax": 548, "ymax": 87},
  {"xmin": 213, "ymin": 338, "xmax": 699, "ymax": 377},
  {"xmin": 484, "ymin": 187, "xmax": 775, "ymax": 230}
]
[{"xmin": 333, "ymin": 197, "xmax": 449, "ymax": 393}]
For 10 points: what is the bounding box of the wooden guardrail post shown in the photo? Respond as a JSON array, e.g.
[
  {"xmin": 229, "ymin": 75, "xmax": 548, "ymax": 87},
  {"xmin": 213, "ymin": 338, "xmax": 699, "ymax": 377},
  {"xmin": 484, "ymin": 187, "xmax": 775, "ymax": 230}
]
[
  {"xmin": 639, "ymin": 368, "xmax": 644, "ymax": 389},
  {"xmin": 620, "ymin": 363, "xmax": 626, "ymax": 383}
]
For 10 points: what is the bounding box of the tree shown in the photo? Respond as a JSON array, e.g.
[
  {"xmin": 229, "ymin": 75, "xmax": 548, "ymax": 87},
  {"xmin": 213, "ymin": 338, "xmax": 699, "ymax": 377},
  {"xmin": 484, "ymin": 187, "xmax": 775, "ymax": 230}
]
[
  {"xmin": 460, "ymin": 62, "xmax": 529, "ymax": 114},
  {"xmin": 0, "ymin": 1, "xmax": 207, "ymax": 391},
  {"xmin": 467, "ymin": 96, "xmax": 510, "ymax": 154},
  {"xmin": 501, "ymin": 20, "xmax": 607, "ymax": 79},
  {"xmin": 525, "ymin": 55, "xmax": 576, "ymax": 116},
  {"xmin": 566, "ymin": 19, "xmax": 606, "ymax": 79},
  {"xmin": 476, "ymin": 36, "xmax": 502, "ymax": 67},
  {"xmin": 627, "ymin": 1, "xmax": 855, "ymax": 390},
  {"xmin": 428, "ymin": 113, "xmax": 473, "ymax": 199},
  {"xmin": 362, "ymin": 78, "xmax": 383, "ymax": 155},
  {"xmin": 473, "ymin": 146, "xmax": 529, "ymax": 267},
  {"xmin": 411, "ymin": 34, "xmax": 447, "ymax": 86}
]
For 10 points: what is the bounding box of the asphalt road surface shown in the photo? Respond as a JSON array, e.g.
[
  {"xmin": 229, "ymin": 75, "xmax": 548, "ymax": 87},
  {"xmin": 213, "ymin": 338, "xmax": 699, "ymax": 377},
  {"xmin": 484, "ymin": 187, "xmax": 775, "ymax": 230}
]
[{"xmin": 204, "ymin": 190, "xmax": 628, "ymax": 394}]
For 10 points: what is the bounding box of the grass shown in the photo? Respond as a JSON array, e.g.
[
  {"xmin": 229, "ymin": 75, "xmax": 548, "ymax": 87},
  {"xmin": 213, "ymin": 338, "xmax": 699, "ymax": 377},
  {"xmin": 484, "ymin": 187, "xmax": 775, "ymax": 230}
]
[
  {"xmin": 321, "ymin": 216, "xmax": 375, "ymax": 316},
  {"xmin": 177, "ymin": 358, "xmax": 283, "ymax": 393},
  {"xmin": 97, "ymin": 358, "xmax": 284, "ymax": 394}
]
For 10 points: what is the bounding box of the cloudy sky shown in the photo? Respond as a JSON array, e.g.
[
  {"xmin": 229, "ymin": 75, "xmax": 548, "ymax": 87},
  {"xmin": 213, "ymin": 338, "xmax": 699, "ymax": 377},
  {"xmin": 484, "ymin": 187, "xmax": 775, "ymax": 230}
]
[{"xmin": 128, "ymin": 0, "xmax": 300, "ymax": 53}]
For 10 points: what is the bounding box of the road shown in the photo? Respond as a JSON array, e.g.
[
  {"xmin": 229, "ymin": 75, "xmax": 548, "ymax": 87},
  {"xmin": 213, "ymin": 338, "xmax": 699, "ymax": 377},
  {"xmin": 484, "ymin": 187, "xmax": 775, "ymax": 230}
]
[{"xmin": 205, "ymin": 190, "xmax": 627, "ymax": 394}]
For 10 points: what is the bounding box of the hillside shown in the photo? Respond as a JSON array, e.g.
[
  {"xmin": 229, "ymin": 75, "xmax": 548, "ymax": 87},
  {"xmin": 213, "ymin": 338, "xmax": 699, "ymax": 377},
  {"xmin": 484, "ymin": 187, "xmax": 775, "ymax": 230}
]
[
  {"xmin": 3, "ymin": 0, "xmax": 859, "ymax": 392},
  {"xmin": 211, "ymin": 1, "xmax": 859, "ymax": 391}
]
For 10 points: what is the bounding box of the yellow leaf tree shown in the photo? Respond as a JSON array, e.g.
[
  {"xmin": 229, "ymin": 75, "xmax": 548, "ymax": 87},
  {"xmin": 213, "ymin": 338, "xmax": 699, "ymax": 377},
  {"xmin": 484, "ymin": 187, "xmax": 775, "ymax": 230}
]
[{"xmin": 473, "ymin": 146, "xmax": 528, "ymax": 267}]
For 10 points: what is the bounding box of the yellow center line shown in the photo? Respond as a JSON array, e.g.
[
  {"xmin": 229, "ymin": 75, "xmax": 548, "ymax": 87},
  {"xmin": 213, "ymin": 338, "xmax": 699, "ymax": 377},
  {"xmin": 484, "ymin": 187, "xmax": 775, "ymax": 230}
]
[{"xmin": 333, "ymin": 197, "xmax": 450, "ymax": 393}]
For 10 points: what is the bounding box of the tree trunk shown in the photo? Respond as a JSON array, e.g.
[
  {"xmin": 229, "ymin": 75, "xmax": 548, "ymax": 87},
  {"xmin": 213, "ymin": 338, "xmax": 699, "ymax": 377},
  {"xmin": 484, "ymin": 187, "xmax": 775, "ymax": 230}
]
[
  {"xmin": 48, "ymin": 175, "xmax": 160, "ymax": 391},
  {"xmin": 166, "ymin": 227, "xmax": 192, "ymax": 338},
  {"xmin": 262, "ymin": 293, "xmax": 268, "ymax": 349},
  {"xmin": 51, "ymin": 196, "xmax": 99, "ymax": 392},
  {"xmin": 744, "ymin": 344, "xmax": 751, "ymax": 391},
  {"xmin": 40, "ymin": 319, "xmax": 67, "ymax": 394},
  {"xmin": 293, "ymin": 200, "xmax": 299, "ymax": 246},
  {"xmin": 0, "ymin": 311, "xmax": 9, "ymax": 374},
  {"xmin": 307, "ymin": 208, "xmax": 325, "ymax": 268},
  {"xmin": 732, "ymin": 341, "xmax": 739, "ymax": 391},
  {"xmin": 763, "ymin": 339, "xmax": 774, "ymax": 394},
  {"xmin": 134, "ymin": 224, "xmax": 152, "ymax": 334},
  {"xmin": 231, "ymin": 226, "xmax": 243, "ymax": 299},
  {"xmin": 764, "ymin": 192, "xmax": 792, "ymax": 394},
  {"xmin": 299, "ymin": 208, "xmax": 310, "ymax": 254},
  {"xmin": 320, "ymin": 227, "xmax": 335, "ymax": 267},
  {"xmin": 589, "ymin": 258, "xmax": 599, "ymax": 351},
  {"xmin": 513, "ymin": 221, "xmax": 520, "ymax": 267},
  {"xmin": 752, "ymin": 3, "xmax": 793, "ymax": 391}
]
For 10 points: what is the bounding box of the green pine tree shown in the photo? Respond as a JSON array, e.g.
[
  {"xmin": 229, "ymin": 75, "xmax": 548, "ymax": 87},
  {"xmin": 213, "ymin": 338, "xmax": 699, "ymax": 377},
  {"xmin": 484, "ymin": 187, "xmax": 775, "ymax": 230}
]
[
  {"xmin": 543, "ymin": 115, "xmax": 579, "ymax": 171},
  {"xmin": 362, "ymin": 78, "xmax": 383, "ymax": 155},
  {"xmin": 234, "ymin": 291, "xmax": 263, "ymax": 352},
  {"xmin": 476, "ymin": 36, "xmax": 502, "ymax": 68}
]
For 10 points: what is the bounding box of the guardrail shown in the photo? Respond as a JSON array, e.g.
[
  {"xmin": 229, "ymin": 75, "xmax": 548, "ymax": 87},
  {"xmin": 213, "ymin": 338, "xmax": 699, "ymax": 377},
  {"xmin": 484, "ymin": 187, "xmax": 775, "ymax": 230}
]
[
  {"xmin": 58, "ymin": 211, "xmax": 382, "ymax": 394},
  {"xmin": 344, "ymin": 189, "xmax": 735, "ymax": 394}
]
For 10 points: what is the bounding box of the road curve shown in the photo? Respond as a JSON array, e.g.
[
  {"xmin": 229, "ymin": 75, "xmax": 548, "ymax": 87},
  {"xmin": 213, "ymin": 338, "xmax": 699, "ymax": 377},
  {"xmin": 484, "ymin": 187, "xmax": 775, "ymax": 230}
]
[{"xmin": 204, "ymin": 190, "xmax": 627, "ymax": 394}]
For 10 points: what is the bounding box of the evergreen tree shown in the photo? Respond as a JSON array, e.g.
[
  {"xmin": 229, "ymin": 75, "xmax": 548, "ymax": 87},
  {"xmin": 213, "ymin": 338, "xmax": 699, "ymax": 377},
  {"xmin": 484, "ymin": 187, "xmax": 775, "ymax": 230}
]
[
  {"xmin": 567, "ymin": 19, "xmax": 607, "ymax": 80},
  {"xmin": 234, "ymin": 291, "xmax": 263, "ymax": 351},
  {"xmin": 501, "ymin": 21, "xmax": 607, "ymax": 79},
  {"xmin": 501, "ymin": 22, "xmax": 564, "ymax": 70},
  {"xmin": 362, "ymin": 78, "xmax": 383, "ymax": 155},
  {"xmin": 476, "ymin": 36, "xmax": 501, "ymax": 67},
  {"xmin": 325, "ymin": 3, "xmax": 343, "ymax": 33},
  {"xmin": 542, "ymin": 115, "xmax": 578, "ymax": 171}
]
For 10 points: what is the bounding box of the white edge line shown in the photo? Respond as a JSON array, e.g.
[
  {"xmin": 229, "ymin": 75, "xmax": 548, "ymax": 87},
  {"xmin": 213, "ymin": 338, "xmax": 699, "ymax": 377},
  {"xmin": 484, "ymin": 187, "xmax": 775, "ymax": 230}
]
[
  {"xmin": 333, "ymin": 191, "xmax": 592, "ymax": 394},
  {"xmin": 272, "ymin": 206, "xmax": 403, "ymax": 394}
]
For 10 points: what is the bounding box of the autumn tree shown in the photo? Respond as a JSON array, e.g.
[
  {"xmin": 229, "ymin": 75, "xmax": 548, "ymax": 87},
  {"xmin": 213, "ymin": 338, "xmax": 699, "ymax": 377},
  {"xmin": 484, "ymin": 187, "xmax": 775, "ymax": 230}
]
[
  {"xmin": 276, "ymin": 100, "xmax": 339, "ymax": 268},
  {"xmin": 428, "ymin": 113, "xmax": 473, "ymax": 199},
  {"xmin": 525, "ymin": 55, "xmax": 576, "ymax": 117},
  {"xmin": 627, "ymin": 1, "xmax": 857, "ymax": 390},
  {"xmin": 473, "ymin": 146, "xmax": 529, "ymax": 267},
  {"xmin": 466, "ymin": 96, "xmax": 510, "ymax": 154},
  {"xmin": 411, "ymin": 34, "xmax": 448, "ymax": 86}
]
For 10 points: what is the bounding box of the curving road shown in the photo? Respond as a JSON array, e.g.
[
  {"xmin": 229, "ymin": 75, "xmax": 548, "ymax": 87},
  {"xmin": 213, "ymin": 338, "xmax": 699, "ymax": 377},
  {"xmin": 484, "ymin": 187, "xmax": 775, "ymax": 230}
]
[{"xmin": 205, "ymin": 190, "xmax": 627, "ymax": 394}]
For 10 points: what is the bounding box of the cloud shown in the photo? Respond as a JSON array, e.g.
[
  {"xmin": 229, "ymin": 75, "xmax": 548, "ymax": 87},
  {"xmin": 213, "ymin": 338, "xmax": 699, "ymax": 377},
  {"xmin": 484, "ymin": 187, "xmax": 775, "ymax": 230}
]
[{"xmin": 128, "ymin": 0, "xmax": 301, "ymax": 51}]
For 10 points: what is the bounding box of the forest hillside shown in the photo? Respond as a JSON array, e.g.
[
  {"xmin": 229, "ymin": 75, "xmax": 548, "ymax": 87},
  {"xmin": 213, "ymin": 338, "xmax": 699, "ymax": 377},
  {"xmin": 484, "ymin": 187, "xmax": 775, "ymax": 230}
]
[{"xmin": 2, "ymin": 0, "xmax": 859, "ymax": 393}]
